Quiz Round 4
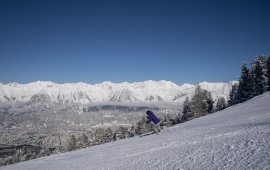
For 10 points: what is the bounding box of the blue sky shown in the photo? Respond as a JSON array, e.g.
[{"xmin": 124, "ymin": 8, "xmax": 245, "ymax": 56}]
[{"xmin": 0, "ymin": 0, "xmax": 270, "ymax": 84}]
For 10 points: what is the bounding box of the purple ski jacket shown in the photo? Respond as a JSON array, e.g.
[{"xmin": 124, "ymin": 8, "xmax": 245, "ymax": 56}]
[{"xmin": 146, "ymin": 111, "xmax": 160, "ymax": 124}]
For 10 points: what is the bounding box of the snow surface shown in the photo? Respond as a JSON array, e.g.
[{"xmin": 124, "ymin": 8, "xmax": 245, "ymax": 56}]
[{"xmin": 1, "ymin": 92, "xmax": 270, "ymax": 170}]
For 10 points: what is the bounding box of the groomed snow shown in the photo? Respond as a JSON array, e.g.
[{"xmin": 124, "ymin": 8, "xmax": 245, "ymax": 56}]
[{"xmin": 1, "ymin": 92, "xmax": 270, "ymax": 170}]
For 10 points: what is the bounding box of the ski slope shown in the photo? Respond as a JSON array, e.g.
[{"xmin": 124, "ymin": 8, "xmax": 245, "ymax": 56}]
[{"xmin": 1, "ymin": 93, "xmax": 270, "ymax": 170}]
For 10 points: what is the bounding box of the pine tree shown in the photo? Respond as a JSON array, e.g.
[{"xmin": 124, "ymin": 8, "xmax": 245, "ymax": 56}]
[
  {"xmin": 67, "ymin": 135, "xmax": 77, "ymax": 151},
  {"xmin": 191, "ymin": 86, "xmax": 208, "ymax": 117},
  {"xmin": 206, "ymin": 91, "xmax": 214, "ymax": 113},
  {"xmin": 114, "ymin": 126, "xmax": 127, "ymax": 141},
  {"xmin": 249, "ymin": 68, "xmax": 255, "ymax": 98},
  {"xmin": 103, "ymin": 127, "xmax": 114, "ymax": 143},
  {"xmin": 251, "ymin": 56, "xmax": 268, "ymax": 95},
  {"xmin": 237, "ymin": 62, "xmax": 252, "ymax": 102},
  {"xmin": 228, "ymin": 83, "xmax": 239, "ymax": 106},
  {"xmin": 78, "ymin": 133, "xmax": 89, "ymax": 148},
  {"xmin": 12, "ymin": 151, "xmax": 20, "ymax": 164},
  {"xmin": 216, "ymin": 97, "xmax": 227, "ymax": 111},
  {"xmin": 182, "ymin": 97, "xmax": 190, "ymax": 121},
  {"xmin": 267, "ymin": 56, "xmax": 270, "ymax": 91}
]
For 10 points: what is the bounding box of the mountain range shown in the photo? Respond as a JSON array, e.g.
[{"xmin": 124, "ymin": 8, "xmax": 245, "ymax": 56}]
[{"xmin": 0, "ymin": 80, "xmax": 237, "ymax": 104}]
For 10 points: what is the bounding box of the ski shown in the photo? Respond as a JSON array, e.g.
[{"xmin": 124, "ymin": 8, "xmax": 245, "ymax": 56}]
[{"xmin": 140, "ymin": 131, "xmax": 158, "ymax": 137}]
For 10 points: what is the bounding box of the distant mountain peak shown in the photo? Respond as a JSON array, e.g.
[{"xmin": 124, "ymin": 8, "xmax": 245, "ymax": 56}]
[{"xmin": 0, "ymin": 80, "xmax": 235, "ymax": 104}]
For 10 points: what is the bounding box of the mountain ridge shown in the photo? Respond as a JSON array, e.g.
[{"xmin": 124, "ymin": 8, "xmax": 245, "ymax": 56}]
[{"xmin": 0, "ymin": 80, "xmax": 237, "ymax": 104}]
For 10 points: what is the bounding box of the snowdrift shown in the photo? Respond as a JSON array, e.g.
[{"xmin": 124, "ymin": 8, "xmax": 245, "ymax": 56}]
[{"xmin": 1, "ymin": 92, "xmax": 270, "ymax": 170}]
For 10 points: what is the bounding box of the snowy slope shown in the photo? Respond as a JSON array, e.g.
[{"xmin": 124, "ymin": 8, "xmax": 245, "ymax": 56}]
[
  {"xmin": 2, "ymin": 92, "xmax": 270, "ymax": 170},
  {"xmin": 0, "ymin": 80, "xmax": 235, "ymax": 103}
]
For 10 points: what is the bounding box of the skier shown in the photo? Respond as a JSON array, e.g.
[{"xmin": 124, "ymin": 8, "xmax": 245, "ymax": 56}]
[{"xmin": 145, "ymin": 110, "xmax": 163, "ymax": 134}]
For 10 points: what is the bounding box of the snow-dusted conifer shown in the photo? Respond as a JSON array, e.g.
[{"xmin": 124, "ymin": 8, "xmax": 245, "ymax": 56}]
[
  {"xmin": 216, "ymin": 97, "xmax": 227, "ymax": 111},
  {"xmin": 206, "ymin": 91, "xmax": 214, "ymax": 113},
  {"xmin": 78, "ymin": 133, "xmax": 89, "ymax": 148},
  {"xmin": 191, "ymin": 86, "xmax": 208, "ymax": 117},
  {"xmin": 228, "ymin": 83, "xmax": 239, "ymax": 106},
  {"xmin": 67, "ymin": 135, "xmax": 77, "ymax": 151},
  {"xmin": 237, "ymin": 62, "xmax": 252, "ymax": 102},
  {"xmin": 251, "ymin": 56, "xmax": 268, "ymax": 95},
  {"xmin": 267, "ymin": 55, "xmax": 270, "ymax": 91},
  {"xmin": 12, "ymin": 151, "xmax": 20, "ymax": 164},
  {"xmin": 182, "ymin": 97, "xmax": 190, "ymax": 121}
]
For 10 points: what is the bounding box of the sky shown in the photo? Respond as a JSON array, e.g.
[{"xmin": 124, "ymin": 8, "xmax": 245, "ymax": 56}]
[{"xmin": 0, "ymin": 0, "xmax": 270, "ymax": 85}]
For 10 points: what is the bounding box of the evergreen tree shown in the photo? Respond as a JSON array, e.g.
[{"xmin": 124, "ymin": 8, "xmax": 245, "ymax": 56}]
[
  {"xmin": 267, "ymin": 56, "xmax": 270, "ymax": 91},
  {"xmin": 251, "ymin": 56, "xmax": 268, "ymax": 95},
  {"xmin": 191, "ymin": 86, "xmax": 208, "ymax": 117},
  {"xmin": 182, "ymin": 97, "xmax": 191, "ymax": 121},
  {"xmin": 67, "ymin": 135, "xmax": 77, "ymax": 151},
  {"xmin": 78, "ymin": 133, "xmax": 89, "ymax": 148},
  {"xmin": 113, "ymin": 126, "xmax": 127, "ymax": 140},
  {"xmin": 206, "ymin": 91, "xmax": 214, "ymax": 113},
  {"xmin": 91, "ymin": 128, "xmax": 114, "ymax": 145},
  {"xmin": 237, "ymin": 62, "xmax": 252, "ymax": 102},
  {"xmin": 103, "ymin": 127, "xmax": 114, "ymax": 143},
  {"xmin": 216, "ymin": 97, "xmax": 227, "ymax": 111},
  {"xmin": 228, "ymin": 83, "xmax": 239, "ymax": 106},
  {"xmin": 12, "ymin": 151, "xmax": 20, "ymax": 164},
  {"xmin": 249, "ymin": 67, "xmax": 255, "ymax": 98}
]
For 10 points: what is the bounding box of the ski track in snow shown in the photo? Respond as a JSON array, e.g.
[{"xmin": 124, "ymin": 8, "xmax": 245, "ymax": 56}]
[{"xmin": 1, "ymin": 93, "xmax": 270, "ymax": 170}]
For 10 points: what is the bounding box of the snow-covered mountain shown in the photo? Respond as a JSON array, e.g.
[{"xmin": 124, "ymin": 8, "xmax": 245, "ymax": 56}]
[
  {"xmin": 2, "ymin": 92, "xmax": 269, "ymax": 170},
  {"xmin": 0, "ymin": 80, "xmax": 237, "ymax": 104}
]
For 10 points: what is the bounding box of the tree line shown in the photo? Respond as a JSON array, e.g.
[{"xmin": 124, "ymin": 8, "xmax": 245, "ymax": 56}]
[
  {"xmin": 229, "ymin": 55, "xmax": 270, "ymax": 105},
  {"xmin": 181, "ymin": 54, "xmax": 270, "ymax": 122}
]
